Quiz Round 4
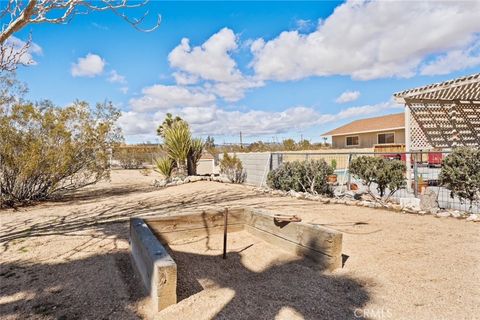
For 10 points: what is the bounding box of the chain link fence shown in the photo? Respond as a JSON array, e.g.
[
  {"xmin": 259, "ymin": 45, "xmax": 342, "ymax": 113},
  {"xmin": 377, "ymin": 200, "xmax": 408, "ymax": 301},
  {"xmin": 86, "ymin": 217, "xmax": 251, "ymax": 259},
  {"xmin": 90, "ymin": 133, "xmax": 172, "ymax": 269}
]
[{"xmin": 270, "ymin": 151, "xmax": 478, "ymax": 214}]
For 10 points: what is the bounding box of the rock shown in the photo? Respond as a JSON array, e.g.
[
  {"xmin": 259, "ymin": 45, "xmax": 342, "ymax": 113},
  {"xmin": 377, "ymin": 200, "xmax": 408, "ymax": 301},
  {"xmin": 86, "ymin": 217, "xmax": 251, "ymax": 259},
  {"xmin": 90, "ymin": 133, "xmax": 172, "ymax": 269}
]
[
  {"xmin": 166, "ymin": 181, "xmax": 177, "ymax": 187},
  {"xmin": 272, "ymin": 190, "xmax": 283, "ymax": 196},
  {"xmin": 420, "ymin": 189, "xmax": 439, "ymax": 212},
  {"xmin": 436, "ymin": 211, "xmax": 451, "ymax": 218},
  {"xmin": 466, "ymin": 214, "xmax": 479, "ymax": 222},
  {"xmin": 428, "ymin": 207, "xmax": 439, "ymax": 215},
  {"xmin": 450, "ymin": 210, "xmax": 462, "ymax": 218},
  {"xmin": 392, "ymin": 204, "xmax": 402, "ymax": 211},
  {"xmin": 295, "ymin": 192, "xmax": 306, "ymax": 200},
  {"xmin": 343, "ymin": 191, "xmax": 356, "ymax": 199},
  {"xmin": 153, "ymin": 179, "xmax": 168, "ymax": 187},
  {"xmin": 187, "ymin": 176, "xmax": 203, "ymax": 183},
  {"xmin": 321, "ymin": 198, "xmax": 331, "ymax": 204},
  {"xmin": 400, "ymin": 197, "xmax": 421, "ymax": 210},
  {"xmin": 418, "ymin": 210, "xmax": 427, "ymax": 215}
]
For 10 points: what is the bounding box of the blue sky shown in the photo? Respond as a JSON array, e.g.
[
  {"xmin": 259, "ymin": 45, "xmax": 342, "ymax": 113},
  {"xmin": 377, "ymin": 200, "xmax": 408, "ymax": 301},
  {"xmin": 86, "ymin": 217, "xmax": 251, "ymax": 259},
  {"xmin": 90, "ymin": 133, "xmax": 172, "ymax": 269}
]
[{"xmin": 12, "ymin": 1, "xmax": 480, "ymax": 144}]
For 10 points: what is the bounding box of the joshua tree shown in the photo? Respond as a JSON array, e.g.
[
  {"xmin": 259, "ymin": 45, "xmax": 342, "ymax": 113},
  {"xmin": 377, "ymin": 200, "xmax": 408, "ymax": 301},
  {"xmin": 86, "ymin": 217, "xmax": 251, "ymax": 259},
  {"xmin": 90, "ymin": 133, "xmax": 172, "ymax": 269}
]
[
  {"xmin": 160, "ymin": 116, "xmax": 204, "ymax": 177},
  {"xmin": 157, "ymin": 113, "xmax": 183, "ymax": 138}
]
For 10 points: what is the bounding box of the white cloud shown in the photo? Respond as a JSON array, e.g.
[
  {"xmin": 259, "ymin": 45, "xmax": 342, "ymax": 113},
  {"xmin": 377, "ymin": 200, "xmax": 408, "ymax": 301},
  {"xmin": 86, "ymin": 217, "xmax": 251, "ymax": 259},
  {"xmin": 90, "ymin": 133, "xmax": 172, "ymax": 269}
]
[
  {"xmin": 120, "ymin": 86, "xmax": 129, "ymax": 94},
  {"xmin": 172, "ymin": 72, "xmax": 199, "ymax": 85},
  {"xmin": 421, "ymin": 40, "xmax": 480, "ymax": 75},
  {"xmin": 108, "ymin": 70, "xmax": 127, "ymax": 84},
  {"xmin": 168, "ymin": 28, "xmax": 262, "ymax": 101},
  {"xmin": 251, "ymin": 0, "xmax": 480, "ymax": 81},
  {"xmin": 71, "ymin": 53, "xmax": 105, "ymax": 77},
  {"xmin": 169, "ymin": 28, "xmax": 242, "ymax": 83},
  {"xmin": 3, "ymin": 36, "xmax": 42, "ymax": 66},
  {"xmin": 129, "ymin": 84, "xmax": 216, "ymax": 112},
  {"xmin": 335, "ymin": 90, "xmax": 360, "ymax": 104},
  {"xmin": 206, "ymin": 78, "xmax": 264, "ymax": 102}
]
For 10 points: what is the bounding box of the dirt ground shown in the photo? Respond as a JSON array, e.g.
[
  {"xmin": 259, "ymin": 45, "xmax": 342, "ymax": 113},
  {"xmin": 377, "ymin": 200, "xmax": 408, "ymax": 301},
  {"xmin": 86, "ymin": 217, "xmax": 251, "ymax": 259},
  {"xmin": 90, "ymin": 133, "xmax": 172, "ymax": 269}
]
[{"xmin": 1, "ymin": 169, "xmax": 479, "ymax": 320}]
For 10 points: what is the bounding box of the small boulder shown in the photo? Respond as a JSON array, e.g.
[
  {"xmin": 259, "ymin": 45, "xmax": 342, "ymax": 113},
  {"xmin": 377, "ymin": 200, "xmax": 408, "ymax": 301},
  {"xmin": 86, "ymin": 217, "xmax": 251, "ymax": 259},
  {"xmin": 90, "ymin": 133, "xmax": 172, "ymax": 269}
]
[
  {"xmin": 420, "ymin": 189, "xmax": 439, "ymax": 212},
  {"xmin": 153, "ymin": 179, "xmax": 168, "ymax": 188},
  {"xmin": 466, "ymin": 214, "xmax": 479, "ymax": 222},
  {"xmin": 435, "ymin": 211, "xmax": 451, "ymax": 218}
]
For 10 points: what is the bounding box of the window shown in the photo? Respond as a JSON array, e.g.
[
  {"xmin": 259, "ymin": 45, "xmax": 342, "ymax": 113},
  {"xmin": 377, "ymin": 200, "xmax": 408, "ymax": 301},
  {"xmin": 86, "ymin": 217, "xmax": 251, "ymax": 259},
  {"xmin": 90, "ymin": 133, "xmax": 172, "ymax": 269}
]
[
  {"xmin": 346, "ymin": 136, "xmax": 359, "ymax": 146},
  {"xmin": 378, "ymin": 132, "xmax": 395, "ymax": 144}
]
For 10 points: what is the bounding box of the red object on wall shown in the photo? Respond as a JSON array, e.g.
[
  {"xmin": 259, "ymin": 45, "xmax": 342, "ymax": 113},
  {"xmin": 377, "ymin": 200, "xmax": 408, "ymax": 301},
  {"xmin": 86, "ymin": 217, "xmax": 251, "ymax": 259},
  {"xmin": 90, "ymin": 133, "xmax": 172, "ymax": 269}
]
[{"xmin": 428, "ymin": 152, "xmax": 443, "ymax": 167}]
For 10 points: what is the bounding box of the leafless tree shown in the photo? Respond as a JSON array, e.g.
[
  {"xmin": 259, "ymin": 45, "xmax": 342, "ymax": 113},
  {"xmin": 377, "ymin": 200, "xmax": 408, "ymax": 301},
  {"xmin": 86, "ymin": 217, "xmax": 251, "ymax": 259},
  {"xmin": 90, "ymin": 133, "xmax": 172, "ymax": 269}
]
[{"xmin": 0, "ymin": 0, "xmax": 161, "ymax": 71}]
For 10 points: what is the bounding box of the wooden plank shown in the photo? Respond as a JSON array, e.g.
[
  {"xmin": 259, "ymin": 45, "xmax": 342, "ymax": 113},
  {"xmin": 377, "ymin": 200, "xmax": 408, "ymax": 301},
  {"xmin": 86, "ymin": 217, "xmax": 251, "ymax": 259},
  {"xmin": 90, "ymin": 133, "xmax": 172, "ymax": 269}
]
[
  {"xmin": 129, "ymin": 218, "xmax": 177, "ymax": 313},
  {"xmin": 145, "ymin": 208, "xmax": 245, "ymax": 233},
  {"xmin": 245, "ymin": 225, "xmax": 341, "ymax": 271},
  {"xmin": 153, "ymin": 224, "xmax": 244, "ymax": 244},
  {"xmin": 243, "ymin": 209, "xmax": 342, "ymax": 259}
]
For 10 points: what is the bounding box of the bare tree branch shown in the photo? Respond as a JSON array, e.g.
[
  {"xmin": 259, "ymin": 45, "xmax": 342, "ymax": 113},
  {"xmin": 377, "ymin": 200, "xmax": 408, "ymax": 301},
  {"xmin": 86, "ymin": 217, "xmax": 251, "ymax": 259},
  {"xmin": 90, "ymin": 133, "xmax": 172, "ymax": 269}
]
[
  {"xmin": 0, "ymin": 0, "xmax": 160, "ymax": 71},
  {"xmin": 0, "ymin": 35, "xmax": 32, "ymax": 72}
]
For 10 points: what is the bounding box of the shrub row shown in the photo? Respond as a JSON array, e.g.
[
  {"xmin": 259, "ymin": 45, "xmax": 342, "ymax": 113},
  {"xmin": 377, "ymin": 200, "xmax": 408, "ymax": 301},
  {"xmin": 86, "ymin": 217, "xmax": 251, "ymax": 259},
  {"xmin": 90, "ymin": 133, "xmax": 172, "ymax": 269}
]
[{"xmin": 267, "ymin": 160, "xmax": 333, "ymax": 195}]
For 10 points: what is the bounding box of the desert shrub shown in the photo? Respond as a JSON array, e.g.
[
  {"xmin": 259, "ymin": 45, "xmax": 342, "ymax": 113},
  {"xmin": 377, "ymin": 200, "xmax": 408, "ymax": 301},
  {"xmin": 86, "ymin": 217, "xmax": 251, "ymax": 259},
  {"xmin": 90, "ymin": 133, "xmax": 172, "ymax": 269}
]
[
  {"xmin": 349, "ymin": 156, "xmax": 405, "ymax": 200},
  {"xmin": 154, "ymin": 157, "xmax": 174, "ymax": 179},
  {"xmin": 220, "ymin": 152, "xmax": 245, "ymax": 183},
  {"xmin": 439, "ymin": 147, "xmax": 480, "ymax": 209},
  {"xmin": 112, "ymin": 145, "xmax": 162, "ymax": 169},
  {"xmin": 115, "ymin": 149, "xmax": 144, "ymax": 169},
  {"xmin": 267, "ymin": 160, "xmax": 333, "ymax": 195},
  {"xmin": 0, "ymin": 101, "xmax": 122, "ymax": 207},
  {"xmin": 139, "ymin": 168, "xmax": 151, "ymax": 176}
]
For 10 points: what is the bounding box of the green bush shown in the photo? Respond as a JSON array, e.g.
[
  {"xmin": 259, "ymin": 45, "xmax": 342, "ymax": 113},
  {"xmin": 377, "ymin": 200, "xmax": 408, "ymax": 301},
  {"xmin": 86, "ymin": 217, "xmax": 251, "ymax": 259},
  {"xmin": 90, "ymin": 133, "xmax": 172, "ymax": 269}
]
[
  {"xmin": 267, "ymin": 160, "xmax": 333, "ymax": 195},
  {"xmin": 154, "ymin": 157, "xmax": 174, "ymax": 179},
  {"xmin": 115, "ymin": 149, "xmax": 145, "ymax": 169},
  {"xmin": 349, "ymin": 156, "xmax": 405, "ymax": 199},
  {"xmin": 0, "ymin": 101, "xmax": 122, "ymax": 207},
  {"xmin": 220, "ymin": 152, "xmax": 245, "ymax": 183},
  {"xmin": 439, "ymin": 147, "xmax": 480, "ymax": 209}
]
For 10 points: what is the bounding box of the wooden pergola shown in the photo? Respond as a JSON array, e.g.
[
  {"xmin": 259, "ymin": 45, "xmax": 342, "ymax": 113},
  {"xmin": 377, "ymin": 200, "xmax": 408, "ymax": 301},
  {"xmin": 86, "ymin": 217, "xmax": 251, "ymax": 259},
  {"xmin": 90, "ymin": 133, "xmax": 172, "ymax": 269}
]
[
  {"xmin": 394, "ymin": 73, "xmax": 480, "ymax": 151},
  {"xmin": 393, "ymin": 73, "xmax": 480, "ymax": 191}
]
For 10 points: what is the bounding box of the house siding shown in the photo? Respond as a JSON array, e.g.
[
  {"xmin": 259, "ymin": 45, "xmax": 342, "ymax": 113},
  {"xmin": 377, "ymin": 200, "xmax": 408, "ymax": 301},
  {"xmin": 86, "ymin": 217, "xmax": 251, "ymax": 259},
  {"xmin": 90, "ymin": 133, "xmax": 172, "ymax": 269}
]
[{"xmin": 332, "ymin": 129, "xmax": 405, "ymax": 149}]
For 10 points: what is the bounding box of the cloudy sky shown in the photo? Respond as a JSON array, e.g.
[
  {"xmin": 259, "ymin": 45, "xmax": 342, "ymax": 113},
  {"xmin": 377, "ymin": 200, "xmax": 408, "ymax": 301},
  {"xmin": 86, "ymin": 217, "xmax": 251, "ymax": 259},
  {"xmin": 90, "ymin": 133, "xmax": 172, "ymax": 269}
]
[{"xmin": 14, "ymin": 0, "xmax": 480, "ymax": 144}]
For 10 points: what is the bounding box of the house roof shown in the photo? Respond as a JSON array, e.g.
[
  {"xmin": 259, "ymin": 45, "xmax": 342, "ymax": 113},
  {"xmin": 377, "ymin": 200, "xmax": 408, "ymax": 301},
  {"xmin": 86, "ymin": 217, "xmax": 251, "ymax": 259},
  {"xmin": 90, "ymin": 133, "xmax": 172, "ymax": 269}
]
[
  {"xmin": 322, "ymin": 113, "xmax": 404, "ymax": 136},
  {"xmin": 393, "ymin": 73, "xmax": 480, "ymax": 103}
]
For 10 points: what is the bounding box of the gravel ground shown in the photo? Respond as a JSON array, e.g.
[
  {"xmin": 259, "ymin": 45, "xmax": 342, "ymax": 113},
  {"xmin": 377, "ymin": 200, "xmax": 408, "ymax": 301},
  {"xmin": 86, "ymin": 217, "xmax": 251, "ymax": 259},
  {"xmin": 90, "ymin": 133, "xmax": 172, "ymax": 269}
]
[{"xmin": 1, "ymin": 169, "xmax": 479, "ymax": 320}]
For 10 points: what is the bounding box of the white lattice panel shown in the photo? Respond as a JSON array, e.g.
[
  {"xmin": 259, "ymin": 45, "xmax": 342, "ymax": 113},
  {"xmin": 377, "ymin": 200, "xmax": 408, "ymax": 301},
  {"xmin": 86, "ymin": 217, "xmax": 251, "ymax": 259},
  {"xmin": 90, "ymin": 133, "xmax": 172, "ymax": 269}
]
[{"xmin": 407, "ymin": 101, "xmax": 480, "ymax": 150}]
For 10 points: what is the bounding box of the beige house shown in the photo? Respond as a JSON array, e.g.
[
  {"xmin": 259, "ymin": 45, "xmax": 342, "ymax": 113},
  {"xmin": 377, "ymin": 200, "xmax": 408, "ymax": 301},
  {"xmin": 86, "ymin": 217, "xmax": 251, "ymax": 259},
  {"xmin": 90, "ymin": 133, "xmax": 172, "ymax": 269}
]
[{"xmin": 322, "ymin": 113, "xmax": 405, "ymax": 149}]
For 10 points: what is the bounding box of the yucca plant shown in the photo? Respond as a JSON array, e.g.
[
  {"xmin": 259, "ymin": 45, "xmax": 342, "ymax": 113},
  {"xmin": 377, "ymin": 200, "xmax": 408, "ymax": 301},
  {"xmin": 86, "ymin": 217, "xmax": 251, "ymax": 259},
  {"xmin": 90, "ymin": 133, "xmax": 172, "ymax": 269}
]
[
  {"xmin": 163, "ymin": 121, "xmax": 191, "ymax": 176},
  {"xmin": 154, "ymin": 157, "xmax": 174, "ymax": 179}
]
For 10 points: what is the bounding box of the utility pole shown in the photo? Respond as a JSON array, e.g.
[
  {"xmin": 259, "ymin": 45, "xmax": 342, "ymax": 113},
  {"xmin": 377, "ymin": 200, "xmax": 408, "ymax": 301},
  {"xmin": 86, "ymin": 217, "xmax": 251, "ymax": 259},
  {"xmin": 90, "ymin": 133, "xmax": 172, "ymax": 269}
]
[{"xmin": 240, "ymin": 131, "xmax": 243, "ymax": 149}]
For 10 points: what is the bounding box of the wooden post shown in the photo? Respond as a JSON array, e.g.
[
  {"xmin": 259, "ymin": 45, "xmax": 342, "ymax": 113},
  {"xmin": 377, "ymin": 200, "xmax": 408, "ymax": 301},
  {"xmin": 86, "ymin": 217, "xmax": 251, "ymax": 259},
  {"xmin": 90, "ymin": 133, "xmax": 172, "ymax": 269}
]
[
  {"xmin": 223, "ymin": 208, "xmax": 228, "ymax": 259},
  {"xmin": 405, "ymin": 106, "xmax": 413, "ymax": 192},
  {"xmin": 413, "ymin": 153, "xmax": 418, "ymax": 197},
  {"xmin": 347, "ymin": 153, "xmax": 352, "ymax": 190}
]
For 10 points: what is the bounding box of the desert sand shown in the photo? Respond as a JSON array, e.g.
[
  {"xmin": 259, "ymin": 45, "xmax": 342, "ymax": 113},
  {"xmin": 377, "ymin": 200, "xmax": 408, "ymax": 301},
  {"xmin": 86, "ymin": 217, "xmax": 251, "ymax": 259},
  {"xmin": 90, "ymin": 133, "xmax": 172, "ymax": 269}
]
[{"xmin": 1, "ymin": 169, "xmax": 479, "ymax": 319}]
